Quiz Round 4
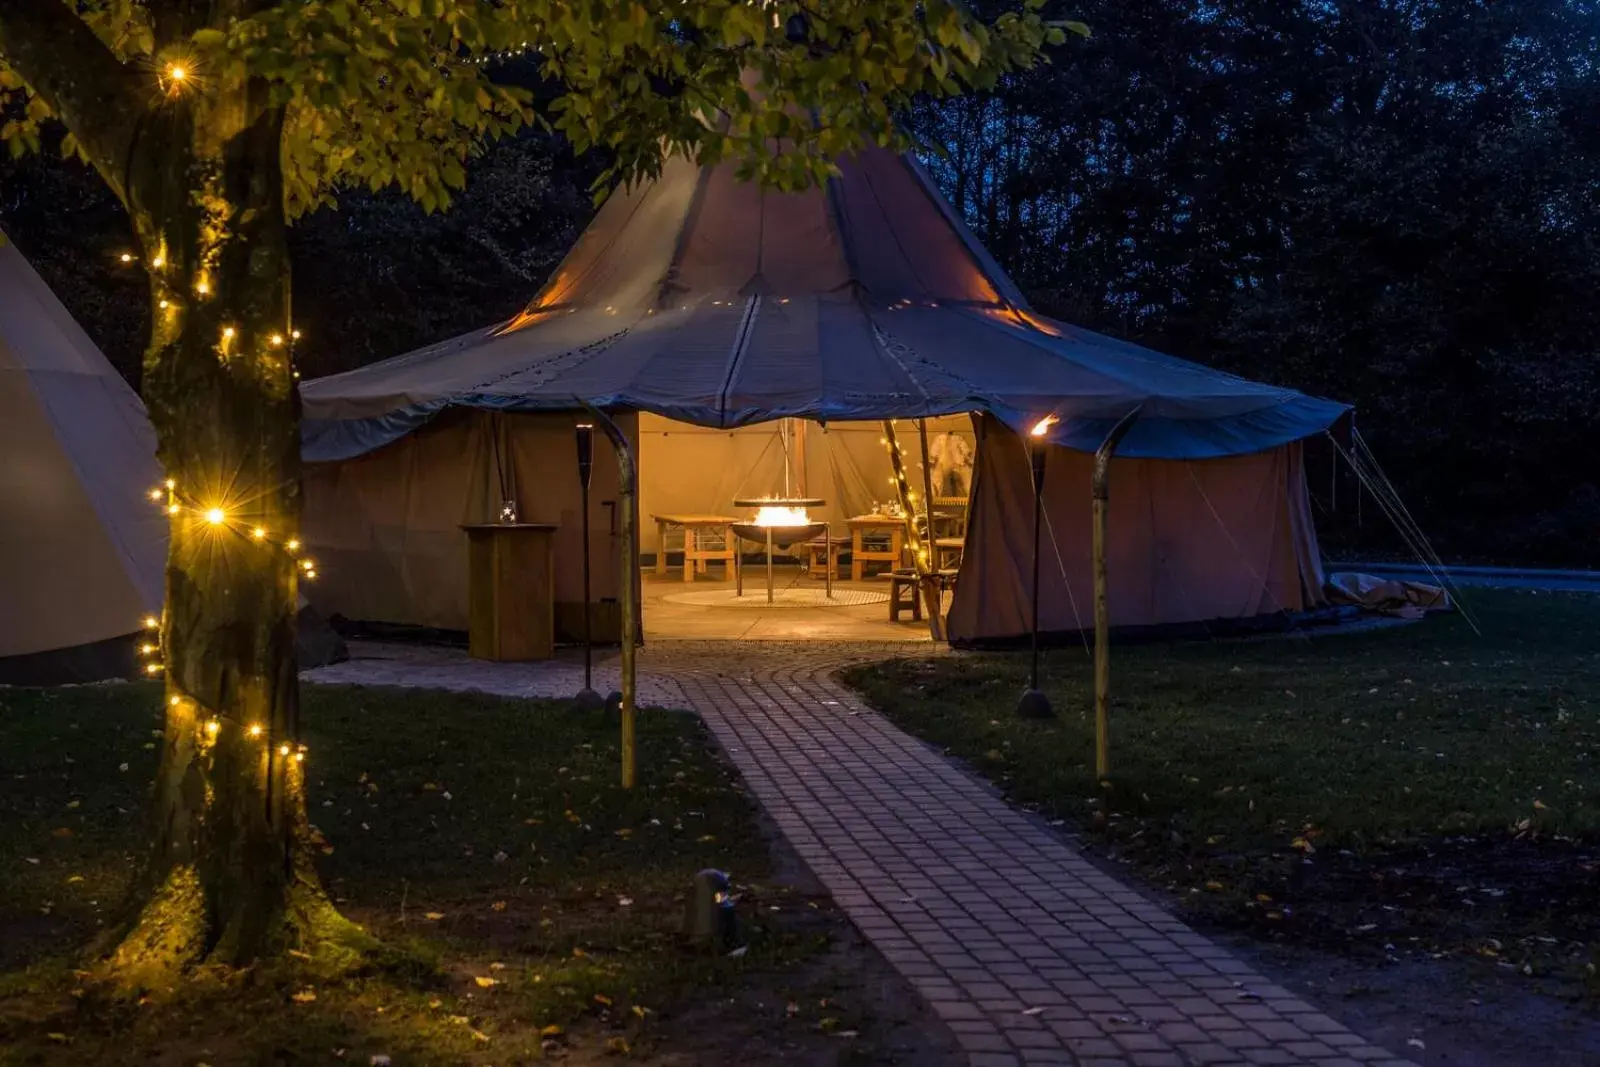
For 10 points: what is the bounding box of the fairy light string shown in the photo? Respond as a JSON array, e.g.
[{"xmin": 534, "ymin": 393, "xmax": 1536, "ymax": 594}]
[{"xmin": 139, "ymin": 478, "xmax": 318, "ymax": 764}]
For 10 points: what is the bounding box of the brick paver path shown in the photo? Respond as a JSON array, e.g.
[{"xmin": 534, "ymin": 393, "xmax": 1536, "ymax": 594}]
[{"xmin": 663, "ymin": 646, "xmax": 1416, "ymax": 1067}]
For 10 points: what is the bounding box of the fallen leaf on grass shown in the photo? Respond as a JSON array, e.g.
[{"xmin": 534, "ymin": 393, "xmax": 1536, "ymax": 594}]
[
  {"xmin": 424, "ymin": 912, "xmax": 445, "ymax": 921},
  {"xmin": 540, "ymin": 1024, "xmax": 564, "ymax": 1037},
  {"xmin": 632, "ymin": 1004, "xmax": 649, "ymax": 1018},
  {"xmin": 470, "ymin": 1029, "xmax": 490, "ymax": 1043},
  {"xmin": 46, "ymin": 1033, "xmax": 69, "ymax": 1044},
  {"xmin": 605, "ymin": 1037, "xmax": 631, "ymax": 1054},
  {"xmin": 291, "ymin": 989, "xmax": 317, "ymax": 1004},
  {"xmin": 594, "ymin": 993, "xmax": 613, "ymax": 1007},
  {"xmin": 491, "ymin": 900, "xmax": 507, "ymax": 912},
  {"xmin": 473, "ymin": 976, "xmax": 498, "ymax": 989}
]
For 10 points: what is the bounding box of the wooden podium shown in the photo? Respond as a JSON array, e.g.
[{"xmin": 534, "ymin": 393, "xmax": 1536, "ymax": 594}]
[{"xmin": 462, "ymin": 523, "xmax": 557, "ymax": 661}]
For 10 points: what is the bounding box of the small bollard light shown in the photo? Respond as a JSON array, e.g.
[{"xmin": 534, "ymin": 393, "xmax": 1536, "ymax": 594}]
[{"xmin": 684, "ymin": 868, "xmax": 739, "ymax": 950}]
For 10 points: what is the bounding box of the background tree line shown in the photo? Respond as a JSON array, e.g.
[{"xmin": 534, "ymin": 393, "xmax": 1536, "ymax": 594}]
[{"xmin": 4, "ymin": 0, "xmax": 1596, "ymax": 565}]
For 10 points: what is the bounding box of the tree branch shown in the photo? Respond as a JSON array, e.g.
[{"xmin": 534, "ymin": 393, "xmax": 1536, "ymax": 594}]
[{"xmin": 0, "ymin": 0, "xmax": 148, "ymax": 202}]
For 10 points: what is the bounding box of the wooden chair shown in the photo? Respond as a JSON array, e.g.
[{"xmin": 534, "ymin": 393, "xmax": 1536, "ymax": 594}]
[
  {"xmin": 932, "ymin": 536, "xmax": 965, "ymax": 571},
  {"xmin": 888, "ymin": 568, "xmax": 959, "ymax": 622},
  {"xmin": 801, "ymin": 532, "xmax": 846, "ymax": 581}
]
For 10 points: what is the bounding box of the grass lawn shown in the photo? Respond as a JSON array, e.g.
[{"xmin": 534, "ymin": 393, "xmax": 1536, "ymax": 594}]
[
  {"xmin": 0, "ymin": 684, "xmax": 944, "ymax": 1065},
  {"xmin": 843, "ymin": 590, "xmax": 1600, "ymax": 996}
]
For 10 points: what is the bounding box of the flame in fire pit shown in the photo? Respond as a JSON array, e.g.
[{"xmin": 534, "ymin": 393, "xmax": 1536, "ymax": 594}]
[{"xmin": 753, "ymin": 505, "xmax": 810, "ymax": 527}]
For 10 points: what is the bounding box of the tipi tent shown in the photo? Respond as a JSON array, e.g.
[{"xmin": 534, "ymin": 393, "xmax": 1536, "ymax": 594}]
[
  {"xmin": 0, "ymin": 232, "xmax": 346, "ymax": 682},
  {"xmin": 0, "ymin": 231, "xmax": 166, "ymax": 683},
  {"xmin": 299, "ymin": 147, "xmax": 1349, "ymax": 642}
]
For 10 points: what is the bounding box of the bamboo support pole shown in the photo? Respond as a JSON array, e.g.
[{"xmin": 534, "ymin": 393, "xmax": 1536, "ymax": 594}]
[
  {"xmin": 1091, "ymin": 407, "xmax": 1143, "ymax": 783},
  {"xmin": 582, "ymin": 404, "xmax": 639, "ymax": 789}
]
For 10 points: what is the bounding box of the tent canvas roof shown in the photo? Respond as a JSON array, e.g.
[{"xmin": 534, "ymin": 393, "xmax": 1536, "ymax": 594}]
[
  {"xmin": 302, "ymin": 147, "xmax": 1348, "ymax": 462},
  {"xmin": 0, "ymin": 231, "xmax": 166, "ymax": 661}
]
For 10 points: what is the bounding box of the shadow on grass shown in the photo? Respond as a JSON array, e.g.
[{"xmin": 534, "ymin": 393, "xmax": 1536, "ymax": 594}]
[{"xmin": 0, "ymin": 685, "xmax": 917, "ymax": 1064}]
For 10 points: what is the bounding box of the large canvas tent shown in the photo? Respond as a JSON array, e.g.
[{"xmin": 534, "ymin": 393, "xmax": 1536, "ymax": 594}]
[
  {"xmin": 300, "ymin": 146, "xmax": 1349, "ymax": 641},
  {"xmin": 0, "ymin": 232, "xmax": 345, "ymax": 682},
  {"xmin": 0, "ymin": 231, "xmax": 166, "ymax": 683}
]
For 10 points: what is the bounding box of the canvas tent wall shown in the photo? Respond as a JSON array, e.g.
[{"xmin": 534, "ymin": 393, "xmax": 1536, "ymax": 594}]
[
  {"xmin": 0, "ymin": 232, "xmax": 345, "ymax": 682},
  {"xmin": 946, "ymin": 416, "xmax": 1325, "ymax": 642},
  {"xmin": 300, "ymin": 144, "xmax": 1350, "ymax": 638},
  {"xmin": 0, "ymin": 231, "xmax": 166, "ymax": 684}
]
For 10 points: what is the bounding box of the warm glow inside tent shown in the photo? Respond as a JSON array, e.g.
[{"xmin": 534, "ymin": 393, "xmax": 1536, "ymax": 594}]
[{"xmin": 299, "ymin": 146, "xmax": 1348, "ymax": 643}]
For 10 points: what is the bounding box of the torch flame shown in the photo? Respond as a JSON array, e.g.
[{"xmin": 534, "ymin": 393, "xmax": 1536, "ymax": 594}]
[{"xmin": 1030, "ymin": 414, "xmax": 1059, "ymax": 437}]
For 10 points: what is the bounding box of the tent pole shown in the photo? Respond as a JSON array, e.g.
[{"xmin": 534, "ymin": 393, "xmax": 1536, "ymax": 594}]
[
  {"xmin": 917, "ymin": 418, "xmax": 938, "ymax": 554},
  {"xmin": 882, "ymin": 420, "xmax": 943, "ymax": 640},
  {"xmin": 1092, "ymin": 407, "xmax": 1144, "ymax": 783},
  {"xmin": 581, "ymin": 403, "xmax": 639, "ymax": 789}
]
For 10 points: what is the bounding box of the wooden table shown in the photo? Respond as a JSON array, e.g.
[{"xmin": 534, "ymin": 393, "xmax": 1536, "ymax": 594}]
[
  {"xmin": 462, "ymin": 523, "xmax": 556, "ymax": 661},
  {"xmin": 653, "ymin": 514, "xmax": 739, "ymax": 581},
  {"xmin": 847, "ymin": 515, "xmax": 907, "ymax": 581}
]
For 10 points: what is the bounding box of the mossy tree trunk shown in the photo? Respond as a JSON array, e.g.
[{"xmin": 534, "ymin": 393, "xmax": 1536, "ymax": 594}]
[{"xmin": 108, "ymin": 80, "xmax": 341, "ymax": 976}]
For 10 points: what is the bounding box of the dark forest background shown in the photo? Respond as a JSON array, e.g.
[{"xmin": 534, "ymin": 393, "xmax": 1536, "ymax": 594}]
[{"xmin": 2, "ymin": 0, "xmax": 1596, "ymax": 566}]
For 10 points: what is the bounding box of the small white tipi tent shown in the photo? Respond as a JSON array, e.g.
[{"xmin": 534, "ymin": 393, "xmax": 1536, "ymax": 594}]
[{"xmin": 0, "ymin": 230, "xmax": 165, "ymax": 683}]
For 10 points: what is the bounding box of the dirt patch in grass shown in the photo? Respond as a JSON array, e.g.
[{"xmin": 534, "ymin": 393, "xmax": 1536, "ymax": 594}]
[
  {"xmin": 0, "ymin": 684, "xmax": 957, "ymax": 1066},
  {"xmin": 843, "ymin": 590, "xmax": 1600, "ymax": 1059}
]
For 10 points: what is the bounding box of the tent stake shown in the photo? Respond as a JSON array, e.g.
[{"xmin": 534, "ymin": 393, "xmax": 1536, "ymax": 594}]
[
  {"xmin": 1092, "ymin": 407, "xmax": 1144, "ymax": 783},
  {"xmin": 581, "ymin": 404, "xmax": 639, "ymax": 789}
]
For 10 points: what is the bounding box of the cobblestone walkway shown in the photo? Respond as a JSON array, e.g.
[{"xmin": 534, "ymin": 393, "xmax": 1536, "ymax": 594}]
[{"xmin": 666, "ymin": 647, "xmax": 1416, "ymax": 1067}]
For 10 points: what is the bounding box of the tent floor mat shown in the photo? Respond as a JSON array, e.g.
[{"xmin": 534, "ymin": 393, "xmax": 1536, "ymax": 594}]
[{"xmin": 660, "ymin": 587, "xmax": 889, "ymax": 609}]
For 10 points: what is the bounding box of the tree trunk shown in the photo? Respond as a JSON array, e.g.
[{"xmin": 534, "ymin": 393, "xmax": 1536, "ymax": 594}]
[{"xmin": 107, "ymin": 81, "xmax": 349, "ymax": 977}]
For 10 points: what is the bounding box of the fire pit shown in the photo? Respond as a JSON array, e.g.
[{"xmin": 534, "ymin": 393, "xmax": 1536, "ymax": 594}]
[{"xmin": 731, "ymin": 497, "xmax": 828, "ymax": 603}]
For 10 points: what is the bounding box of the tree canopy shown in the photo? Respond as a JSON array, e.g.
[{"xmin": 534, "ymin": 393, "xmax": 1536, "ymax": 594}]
[{"xmin": 1, "ymin": 0, "xmax": 1071, "ymax": 216}]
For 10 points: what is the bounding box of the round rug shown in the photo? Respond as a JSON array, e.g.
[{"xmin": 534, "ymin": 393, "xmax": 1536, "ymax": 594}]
[{"xmin": 660, "ymin": 587, "xmax": 889, "ymax": 609}]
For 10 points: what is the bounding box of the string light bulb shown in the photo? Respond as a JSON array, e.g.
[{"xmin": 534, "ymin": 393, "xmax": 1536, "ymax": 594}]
[
  {"xmin": 291, "ymin": 329, "xmax": 302, "ymax": 340},
  {"xmin": 149, "ymin": 488, "xmax": 164, "ymax": 502},
  {"xmin": 286, "ymin": 538, "xmax": 300, "ymax": 552},
  {"xmin": 269, "ymin": 334, "xmax": 284, "ymax": 347},
  {"xmin": 169, "ymin": 695, "xmax": 181, "ymax": 707},
  {"xmin": 204, "ymin": 507, "xmax": 226, "ymax": 525},
  {"xmin": 205, "ymin": 719, "xmax": 220, "ymax": 737},
  {"xmin": 196, "ymin": 280, "xmax": 209, "ymax": 295},
  {"xmin": 144, "ymin": 616, "xmax": 160, "ymax": 630},
  {"xmin": 166, "ymin": 479, "xmax": 176, "ymax": 490},
  {"xmin": 158, "ymin": 299, "xmax": 169, "ymax": 309},
  {"xmin": 278, "ymin": 744, "xmax": 291, "ymax": 757},
  {"xmin": 144, "ymin": 663, "xmax": 162, "ymax": 675},
  {"xmin": 152, "ymin": 256, "xmax": 165, "ymax": 268},
  {"xmin": 119, "ymin": 253, "xmax": 134, "ymax": 264},
  {"xmin": 168, "ymin": 64, "xmax": 187, "ymax": 83},
  {"xmin": 252, "ymin": 527, "xmax": 266, "ymax": 540},
  {"xmin": 222, "ymin": 326, "xmax": 235, "ymax": 340},
  {"xmin": 247, "ymin": 724, "xmax": 263, "ymax": 739}
]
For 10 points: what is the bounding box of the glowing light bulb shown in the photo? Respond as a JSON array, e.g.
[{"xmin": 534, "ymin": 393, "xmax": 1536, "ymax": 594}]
[
  {"xmin": 286, "ymin": 538, "xmax": 300, "ymax": 552},
  {"xmin": 222, "ymin": 326, "xmax": 235, "ymax": 340},
  {"xmin": 152, "ymin": 256, "xmax": 165, "ymax": 268},
  {"xmin": 140, "ymin": 643, "xmax": 157, "ymax": 654},
  {"xmin": 144, "ymin": 615, "xmax": 160, "ymax": 630},
  {"xmin": 270, "ymin": 334, "xmax": 284, "ymax": 347},
  {"xmin": 293, "ymin": 750, "xmax": 304, "ymax": 762},
  {"xmin": 158, "ymin": 299, "xmax": 169, "ymax": 309},
  {"xmin": 119, "ymin": 253, "xmax": 133, "ymax": 264},
  {"xmin": 252, "ymin": 527, "xmax": 266, "ymax": 540},
  {"xmin": 149, "ymin": 487, "xmax": 164, "ymax": 502},
  {"xmin": 247, "ymin": 724, "xmax": 263, "ymax": 739},
  {"xmin": 278, "ymin": 744, "xmax": 291, "ymax": 757},
  {"xmin": 169, "ymin": 695, "xmax": 181, "ymax": 706},
  {"xmin": 145, "ymin": 663, "xmax": 162, "ymax": 675},
  {"xmin": 167, "ymin": 503, "xmax": 180, "ymax": 515},
  {"xmin": 165, "ymin": 479, "xmax": 176, "ymax": 490},
  {"xmin": 204, "ymin": 507, "xmax": 226, "ymax": 525},
  {"xmin": 205, "ymin": 719, "xmax": 219, "ymax": 736},
  {"xmin": 196, "ymin": 280, "xmax": 209, "ymax": 295},
  {"xmin": 303, "ymin": 569, "xmax": 317, "ymax": 581},
  {"xmin": 168, "ymin": 65, "xmax": 187, "ymax": 82},
  {"xmin": 291, "ymin": 329, "xmax": 302, "ymax": 340}
]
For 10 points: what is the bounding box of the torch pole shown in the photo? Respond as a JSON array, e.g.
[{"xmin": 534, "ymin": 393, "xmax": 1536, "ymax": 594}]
[
  {"xmin": 1016, "ymin": 435, "xmax": 1052, "ymax": 719},
  {"xmin": 573, "ymin": 423, "xmax": 600, "ymax": 711}
]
